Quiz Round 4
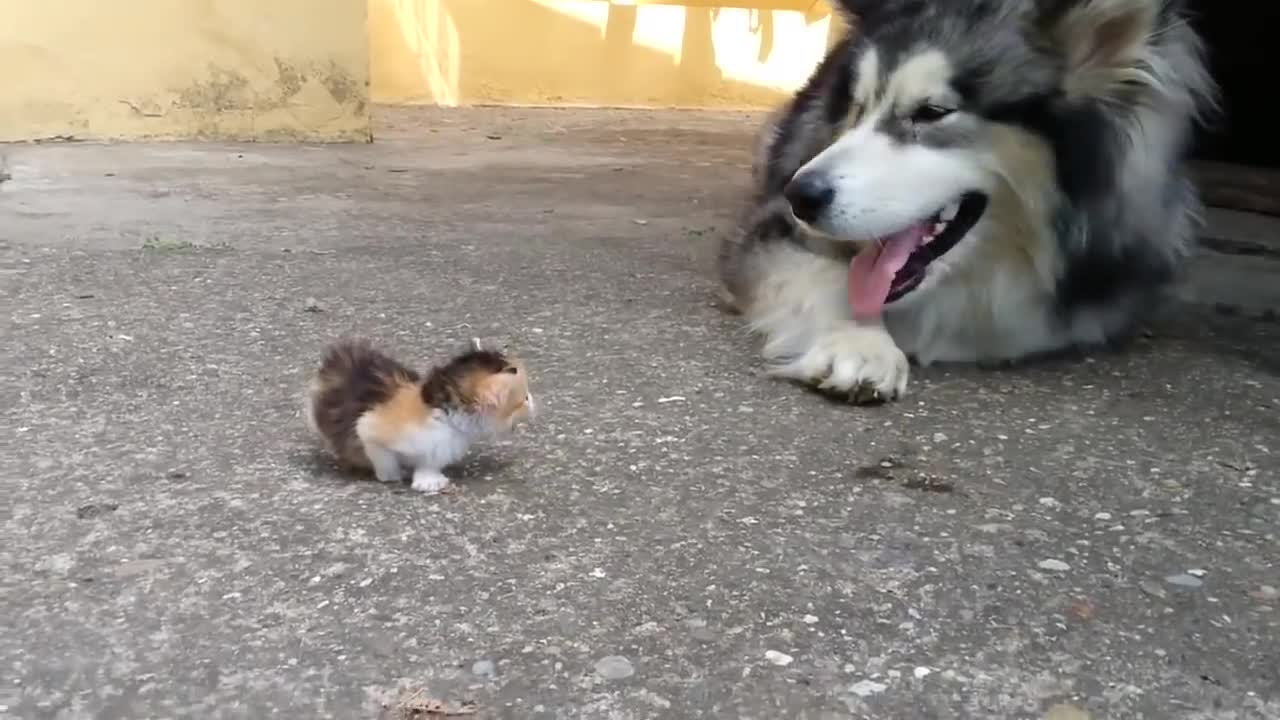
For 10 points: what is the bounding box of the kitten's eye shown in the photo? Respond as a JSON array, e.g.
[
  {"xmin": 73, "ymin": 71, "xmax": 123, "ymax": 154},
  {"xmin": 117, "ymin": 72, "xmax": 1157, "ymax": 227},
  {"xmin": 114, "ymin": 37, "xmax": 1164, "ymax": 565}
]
[
  {"xmin": 911, "ymin": 104, "xmax": 955, "ymax": 124},
  {"xmin": 502, "ymin": 366, "xmax": 519, "ymax": 374}
]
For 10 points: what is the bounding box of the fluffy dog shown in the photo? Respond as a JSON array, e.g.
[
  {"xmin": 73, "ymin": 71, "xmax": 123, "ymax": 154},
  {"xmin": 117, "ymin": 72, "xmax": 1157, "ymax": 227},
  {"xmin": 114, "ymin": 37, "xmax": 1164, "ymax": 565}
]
[{"xmin": 719, "ymin": 0, "xmax": 1216, "ymax": 402}]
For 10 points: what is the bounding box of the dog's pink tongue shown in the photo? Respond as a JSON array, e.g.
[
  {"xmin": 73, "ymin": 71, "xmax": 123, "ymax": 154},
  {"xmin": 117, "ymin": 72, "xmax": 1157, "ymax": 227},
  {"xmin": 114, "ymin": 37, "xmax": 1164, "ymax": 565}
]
[{"xmin": 848, "ymin": 223, "xmax": 930, "ymax": 320}]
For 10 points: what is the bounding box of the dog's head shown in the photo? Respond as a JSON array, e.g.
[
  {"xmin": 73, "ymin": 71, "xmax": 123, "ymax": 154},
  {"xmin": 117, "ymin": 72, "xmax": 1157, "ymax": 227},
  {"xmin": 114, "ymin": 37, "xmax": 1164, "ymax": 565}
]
[{"xmin": 786, "ymin": 0, "xmax": 1208, "ymax": 313}]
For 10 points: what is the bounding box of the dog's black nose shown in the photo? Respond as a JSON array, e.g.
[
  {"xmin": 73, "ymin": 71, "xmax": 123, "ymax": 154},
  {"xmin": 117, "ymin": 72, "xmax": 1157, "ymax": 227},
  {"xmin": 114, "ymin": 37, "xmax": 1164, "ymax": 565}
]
[{"xmin": 784, "ymin": 174, "xmax": 835, "ymax": 223}]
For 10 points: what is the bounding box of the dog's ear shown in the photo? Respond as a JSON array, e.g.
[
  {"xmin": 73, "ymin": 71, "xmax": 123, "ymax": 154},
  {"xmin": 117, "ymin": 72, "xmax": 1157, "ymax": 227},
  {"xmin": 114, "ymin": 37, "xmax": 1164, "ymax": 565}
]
[
  {"xmin": 829, "ymin": 0, "xmax": 882, "ymax": 23},
  {"xmin": 1034, "ymin": 0, "xmax": 1159, "ymax": 101}
]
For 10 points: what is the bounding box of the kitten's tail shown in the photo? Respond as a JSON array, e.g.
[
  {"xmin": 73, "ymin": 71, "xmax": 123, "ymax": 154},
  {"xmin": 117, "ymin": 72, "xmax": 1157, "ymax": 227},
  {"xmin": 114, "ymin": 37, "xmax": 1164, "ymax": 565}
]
[
  {"xmin": 316, "ymin": 338, "xmax": 381, "ymax": 377},
  {"xmin": 306, "ymin": 338, "xmax": 379, "ymax": 436}
]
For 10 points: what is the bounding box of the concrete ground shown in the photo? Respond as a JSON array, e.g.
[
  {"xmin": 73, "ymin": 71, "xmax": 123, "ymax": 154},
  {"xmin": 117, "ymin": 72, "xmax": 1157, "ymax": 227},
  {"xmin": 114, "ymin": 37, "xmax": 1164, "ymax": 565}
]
[{"xmin": 2, "ymin": 107, "xmax": 1278, "ymax": 720}]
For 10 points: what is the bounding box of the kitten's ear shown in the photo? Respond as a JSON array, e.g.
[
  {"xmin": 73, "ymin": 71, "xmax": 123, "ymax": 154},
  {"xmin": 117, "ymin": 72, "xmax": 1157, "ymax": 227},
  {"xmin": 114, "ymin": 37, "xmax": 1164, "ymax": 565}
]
[{"xmin": 1033, "ymin": 0, "xmax": 1158, "ymax": 101}]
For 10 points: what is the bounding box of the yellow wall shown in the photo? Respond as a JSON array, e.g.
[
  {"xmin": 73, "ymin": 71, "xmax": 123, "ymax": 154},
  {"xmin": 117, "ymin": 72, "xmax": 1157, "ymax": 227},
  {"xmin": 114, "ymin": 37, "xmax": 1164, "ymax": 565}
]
[
  {"xmin": 0, "ymin": 0, "xmax": 371, "ymax": 142},
  {"xmin": 371, "ymin": 0, "xmax": 844, "ymax": 109}
]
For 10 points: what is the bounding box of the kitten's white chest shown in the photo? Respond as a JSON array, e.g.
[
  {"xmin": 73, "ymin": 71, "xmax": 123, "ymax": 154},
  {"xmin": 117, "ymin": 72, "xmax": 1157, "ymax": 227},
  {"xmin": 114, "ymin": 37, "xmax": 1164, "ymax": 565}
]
[{"xmin": 390, "ymin": 412, "xmax": 476, "ymax": 471}]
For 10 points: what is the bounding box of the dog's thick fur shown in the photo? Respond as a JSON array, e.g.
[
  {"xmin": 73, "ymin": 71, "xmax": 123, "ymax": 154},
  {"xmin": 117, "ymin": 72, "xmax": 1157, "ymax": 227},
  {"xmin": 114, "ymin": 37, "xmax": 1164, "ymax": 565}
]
[{"xmin": 719, "ymin": 0, "xmax": 1216, "ymax": 402}]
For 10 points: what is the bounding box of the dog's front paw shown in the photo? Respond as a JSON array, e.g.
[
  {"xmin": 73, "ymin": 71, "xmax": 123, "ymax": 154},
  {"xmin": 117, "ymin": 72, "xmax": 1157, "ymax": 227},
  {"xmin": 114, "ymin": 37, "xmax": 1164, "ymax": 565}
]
[{"xmin": 767, "ymin": 325, "xmax": 909, "ymax": 404}]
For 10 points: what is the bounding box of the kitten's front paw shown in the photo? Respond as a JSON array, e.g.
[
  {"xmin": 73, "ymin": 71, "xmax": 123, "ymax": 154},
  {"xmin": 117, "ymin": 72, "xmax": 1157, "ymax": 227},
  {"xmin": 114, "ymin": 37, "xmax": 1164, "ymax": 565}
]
[
  {"xmin": 410, "ymin": 469, "xmax": 452, "ymax": 495},
  {"xmin": 767, "ymin": 325, "xmax": 909, "ymax": 404}
]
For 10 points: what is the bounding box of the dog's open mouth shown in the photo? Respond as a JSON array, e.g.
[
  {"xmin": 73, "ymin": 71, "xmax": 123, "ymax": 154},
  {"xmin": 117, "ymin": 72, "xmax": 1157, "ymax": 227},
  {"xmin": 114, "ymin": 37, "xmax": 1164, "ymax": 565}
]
[{"xmin": 848, "ymin": 192, "xmax": 988, "ymax": 319}]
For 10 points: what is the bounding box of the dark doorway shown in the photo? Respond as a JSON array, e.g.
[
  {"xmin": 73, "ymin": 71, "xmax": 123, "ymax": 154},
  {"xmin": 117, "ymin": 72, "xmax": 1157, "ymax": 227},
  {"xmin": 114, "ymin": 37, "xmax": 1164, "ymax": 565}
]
[{"xmin": 1190, "ymin": 3, "xmax": 1280, "ymax": 169}]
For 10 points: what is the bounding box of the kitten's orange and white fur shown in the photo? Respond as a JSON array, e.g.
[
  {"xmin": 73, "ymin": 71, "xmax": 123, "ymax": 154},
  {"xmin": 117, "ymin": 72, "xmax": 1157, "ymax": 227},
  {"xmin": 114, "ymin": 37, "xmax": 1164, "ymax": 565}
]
[{"xmin": 306, "ymin": 338, "xmax": 534, "ymax": 494}]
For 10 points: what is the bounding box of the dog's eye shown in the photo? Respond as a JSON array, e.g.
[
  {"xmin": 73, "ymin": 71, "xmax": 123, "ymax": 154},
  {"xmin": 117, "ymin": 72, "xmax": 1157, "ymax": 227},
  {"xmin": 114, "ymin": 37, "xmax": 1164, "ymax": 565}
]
[{"xmin": 910, "ymin": 104, "xmax": 955, "ymax": 124}]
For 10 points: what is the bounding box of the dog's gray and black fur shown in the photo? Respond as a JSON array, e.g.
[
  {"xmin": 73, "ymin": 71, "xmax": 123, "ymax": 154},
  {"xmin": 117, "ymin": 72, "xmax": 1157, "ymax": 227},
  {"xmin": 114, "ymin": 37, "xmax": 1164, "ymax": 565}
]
[{"xmin": 719, "ymin": 0, "xmax": 1216, "ymax": 402}]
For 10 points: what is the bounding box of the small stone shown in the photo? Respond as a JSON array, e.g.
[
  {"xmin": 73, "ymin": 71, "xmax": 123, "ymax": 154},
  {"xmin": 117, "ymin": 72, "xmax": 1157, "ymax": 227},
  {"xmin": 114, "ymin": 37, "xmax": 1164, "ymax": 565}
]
[
  {"xmin": 1045, "ymin": 703, "xmax": 1091, "ymax": 720},
  {"xmin": 1165, "ymin": 573, "xmax": 1204, "ymax": 588},
  {"xmin": 632, "ymin": 621, "xmax": 660, "ymax": 636},
  {"xmin": 1186, "ymin": 568, "xmax": 1207, "ymax": 578},
  {"xmin": 849, "ymin": 680, "xmax": 888, "ymax": 697},
  {"xmin": 802, "ymin": 614, "xmax": 819, "ymax": 625},
  {"xmin": 1140, "ymin": 580, "xmax": 1168, "ymax": 600},
  {"xmin": 1249, "ymin": 585, "xmax": 1278, "ymax": 602},
  {"xmin": 1093, "ymin": 512, "xmax": 1112, "ymax": 521},
  {"xmin": 76, "ymin": 503, "xmax": 119, "ymax": 520},
  {"xmin": 1067, "ymin": 599, "xmax": 1095, "ymax": 620},
  {"xmin": 1038, "ymin": 559, "xmax": 1071, "ymax": 572},
  {"xmin": 913, "ymin": 666, "xmax": 932, "ymax": 679},
  {"xmin": 594, "ymin": 655, "xmax": 634, "ymax": 680},
  {"xmin": 1129, "ymin": 509, "xmax": 1150, "ymax": 517},
  {"xmin": 932, "ymin": 432, "xmax": 949, "ymax": 443},
  {"xmin": 764, "ymin": 650, "xmax": 794, "ymax": 666},
  {"xmin": 1039, "ymin": 497, "xmax": 1060, "ymax": 508},
  {"xmin": 471, "ymin": 659, "xmax": 496, "ymax": 678},
  {"xmin": 691, "ymin": 627, "xmax": 716, "ymax": 643},
  {"xmin": 302, "ymin": 297, "xmax": 323, "ymax": 312}
]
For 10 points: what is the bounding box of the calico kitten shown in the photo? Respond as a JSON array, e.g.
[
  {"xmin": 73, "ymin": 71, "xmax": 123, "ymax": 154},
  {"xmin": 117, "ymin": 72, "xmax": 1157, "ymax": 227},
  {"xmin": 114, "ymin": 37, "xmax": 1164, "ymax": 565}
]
[{"xmin": 306, "ymin": 338, "xmax": 534, "ymax": 494}]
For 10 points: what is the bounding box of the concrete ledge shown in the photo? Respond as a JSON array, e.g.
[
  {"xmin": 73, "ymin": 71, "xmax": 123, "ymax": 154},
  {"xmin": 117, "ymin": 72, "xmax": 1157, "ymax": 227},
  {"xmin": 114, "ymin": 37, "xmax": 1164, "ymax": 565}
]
[{"xmin": 0, "ymin": 0, "xmax": 371, "ymax": 143}]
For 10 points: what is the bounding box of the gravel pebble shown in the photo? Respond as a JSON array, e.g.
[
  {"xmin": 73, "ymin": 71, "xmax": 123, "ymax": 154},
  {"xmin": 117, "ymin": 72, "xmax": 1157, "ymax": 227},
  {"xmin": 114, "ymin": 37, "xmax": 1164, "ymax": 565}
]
[
  {"xmin": 471, "ymin": 659, "xmax": 496, "ymax": 678},
  {"xmin": 1165, "ymin": 573, "xmax": 1204, "ymax": 588},
  {"xmin": 594, "ymin": 655, "xmax": 635, "ymax": 681},
  {"xmin": 1045, "ymin": 703, "xmax": 1092, "ymax": 720},
  {"xmin": 849, "ymin": 680, "xmax": 888, "ymax": 697},
  {"xmin": 764, "ymin": 650, "xmax": 794, "ymax": 666},
  {"xmin": 1038, "ymin": 559, "xmax": 1071, "ymax": 572},
  {"xmin": 1251, "ymin": 585, "xmax": 1278, "ymax": 601},
  {"xmin": 1140, "ymin": 580, "xmax": 1168, "ymax": 600}
]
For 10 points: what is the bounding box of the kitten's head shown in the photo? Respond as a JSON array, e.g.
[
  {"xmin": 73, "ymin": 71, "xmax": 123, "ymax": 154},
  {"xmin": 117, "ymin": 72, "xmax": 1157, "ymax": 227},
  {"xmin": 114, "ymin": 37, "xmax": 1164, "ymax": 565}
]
[{"xmin": 424, "ymin": 342, "xmax": 535, "ymax": 433}]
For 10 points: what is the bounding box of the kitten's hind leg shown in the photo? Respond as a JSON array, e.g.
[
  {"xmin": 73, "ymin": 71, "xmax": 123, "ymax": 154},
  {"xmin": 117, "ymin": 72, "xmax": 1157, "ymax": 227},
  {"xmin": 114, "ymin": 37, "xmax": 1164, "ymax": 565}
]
[
  {"xmin": 410, "ymin": 466, "xmax": 452, "ymax": 495},
  {"xmin": 363, "ymin": 442, "xmax": 405, "ymax": 484}
]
